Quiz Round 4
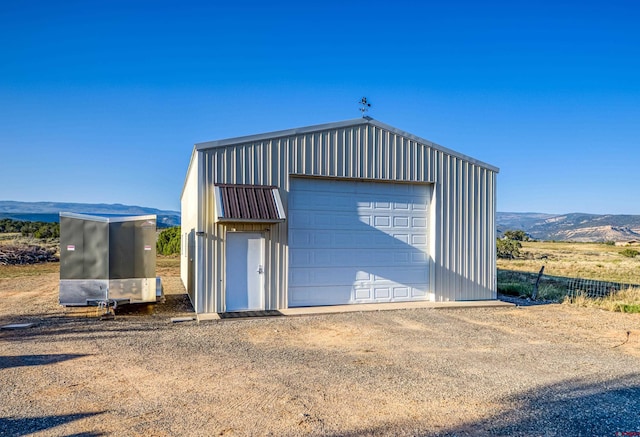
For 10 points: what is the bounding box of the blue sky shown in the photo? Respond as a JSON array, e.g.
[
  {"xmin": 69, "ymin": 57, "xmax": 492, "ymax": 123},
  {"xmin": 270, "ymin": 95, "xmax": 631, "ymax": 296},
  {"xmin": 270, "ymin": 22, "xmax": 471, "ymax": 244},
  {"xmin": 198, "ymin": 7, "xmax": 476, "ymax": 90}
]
[{"xmin": 1, "ymin": 0, "xmax": 638, "ymax": 214}]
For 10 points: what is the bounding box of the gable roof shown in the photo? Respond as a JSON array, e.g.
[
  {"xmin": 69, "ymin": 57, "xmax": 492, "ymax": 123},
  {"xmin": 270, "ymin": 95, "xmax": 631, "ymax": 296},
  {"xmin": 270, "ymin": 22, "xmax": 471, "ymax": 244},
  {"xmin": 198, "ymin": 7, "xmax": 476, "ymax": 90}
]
[{"xmin": 195, "ymin": 117, "xmax": 499, "ymax": 173}]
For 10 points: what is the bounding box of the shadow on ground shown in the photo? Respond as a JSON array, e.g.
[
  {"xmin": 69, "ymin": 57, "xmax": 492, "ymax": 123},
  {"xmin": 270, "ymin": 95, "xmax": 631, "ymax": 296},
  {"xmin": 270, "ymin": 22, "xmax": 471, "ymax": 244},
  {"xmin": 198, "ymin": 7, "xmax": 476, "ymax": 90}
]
[
  {"xmin": 498, "ymin": 293, "xmax": 558, "ymax": 307},
  {"xmin": 323, "ymin": 375, "xmax": 640, "ymax": 436},
  {"xmin": 0, "ymin": 412, "xmax": 105, "ymax": 437},
  {"xmin": 114, "ymin": 293, "xmax": 194, "ymax": 316},
  {"xmin": 0, "ymin": 292, "xmax": 195, "ymax": 343},
  {"xmin": 0, "ymin": 354, "xmax": 89, "ymax": 369},
  {"xmin": 0, "ymin": 314, "xmax": 161, "ymax": 343}
]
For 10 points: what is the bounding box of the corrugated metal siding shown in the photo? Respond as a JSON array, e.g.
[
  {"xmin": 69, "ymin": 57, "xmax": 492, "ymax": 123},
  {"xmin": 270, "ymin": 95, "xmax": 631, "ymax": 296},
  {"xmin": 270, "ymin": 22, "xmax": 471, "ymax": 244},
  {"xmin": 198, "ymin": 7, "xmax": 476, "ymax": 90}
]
[
  {"xmin": 180, "ymin": 151, "xmax": 199, "ymax": 307},
  {"xmin": 192, "ymin": 121, "xmax": 497, "ymax": 313}
]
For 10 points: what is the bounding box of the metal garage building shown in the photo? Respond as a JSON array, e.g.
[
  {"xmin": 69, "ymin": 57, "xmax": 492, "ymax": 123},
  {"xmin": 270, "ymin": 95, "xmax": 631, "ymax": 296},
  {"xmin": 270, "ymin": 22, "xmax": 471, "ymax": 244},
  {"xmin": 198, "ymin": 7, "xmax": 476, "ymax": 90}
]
[{"xmin": 180, "ymin": 117, "xmax": 499, "ymax": 314}]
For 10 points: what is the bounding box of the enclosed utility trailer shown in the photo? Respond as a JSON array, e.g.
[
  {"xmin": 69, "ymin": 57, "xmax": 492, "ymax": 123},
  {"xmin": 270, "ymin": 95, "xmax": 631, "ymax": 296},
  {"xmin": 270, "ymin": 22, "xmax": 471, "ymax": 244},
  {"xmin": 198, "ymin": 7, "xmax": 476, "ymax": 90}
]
[{"xmin": 59, "ymin": 212, "xmax": 162, "ymax": 306}]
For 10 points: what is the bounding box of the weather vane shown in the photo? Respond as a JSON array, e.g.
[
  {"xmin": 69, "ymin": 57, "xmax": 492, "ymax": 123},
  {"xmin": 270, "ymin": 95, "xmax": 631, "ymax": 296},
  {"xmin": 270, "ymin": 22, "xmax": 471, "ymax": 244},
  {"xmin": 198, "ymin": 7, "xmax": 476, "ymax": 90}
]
[{"xmin": 358, "ymin": 97, "xmax": 371, "ymax": 117}]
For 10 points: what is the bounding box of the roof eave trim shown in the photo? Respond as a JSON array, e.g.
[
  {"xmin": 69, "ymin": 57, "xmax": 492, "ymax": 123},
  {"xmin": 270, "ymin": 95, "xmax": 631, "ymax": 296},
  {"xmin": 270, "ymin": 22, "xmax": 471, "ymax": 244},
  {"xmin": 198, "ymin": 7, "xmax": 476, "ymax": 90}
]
[
  {"xmin": 59, "ymin": 212, "xmax": 157, "ymax": 223},
  {"xmin": 366, "ymin": 119, "xmax": 500, "ymax": 173},
  {"xmin": 195, "ymin": 118, "xmax": 369, "ymax": 150}
]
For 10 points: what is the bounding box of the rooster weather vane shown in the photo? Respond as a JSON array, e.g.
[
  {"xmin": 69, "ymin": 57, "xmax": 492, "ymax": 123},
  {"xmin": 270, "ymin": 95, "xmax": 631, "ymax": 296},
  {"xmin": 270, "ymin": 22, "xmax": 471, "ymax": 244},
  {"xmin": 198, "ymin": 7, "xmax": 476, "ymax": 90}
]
[{"xmin": 358, "ymin": 97, "xmax": 371, "ymax": 117}]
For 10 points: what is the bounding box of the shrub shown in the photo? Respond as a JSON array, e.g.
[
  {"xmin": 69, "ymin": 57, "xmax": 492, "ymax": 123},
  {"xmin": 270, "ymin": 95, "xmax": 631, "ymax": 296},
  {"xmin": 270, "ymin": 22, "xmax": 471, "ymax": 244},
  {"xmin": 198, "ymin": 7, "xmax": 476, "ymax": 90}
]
[
  {"xmin": 497, "ymin": 238, "xmax": 521, "ymax": 259},
  {"xmin": 33, "ymin": 224, "xmax": 59, "ymax": 239},
  {"xmin": 157, "ymin": 226, "xmax": 181, "ymax": 255},
  {"xmin": 620, "ymin": 248, "xmax": 639, "ymax": 258}
]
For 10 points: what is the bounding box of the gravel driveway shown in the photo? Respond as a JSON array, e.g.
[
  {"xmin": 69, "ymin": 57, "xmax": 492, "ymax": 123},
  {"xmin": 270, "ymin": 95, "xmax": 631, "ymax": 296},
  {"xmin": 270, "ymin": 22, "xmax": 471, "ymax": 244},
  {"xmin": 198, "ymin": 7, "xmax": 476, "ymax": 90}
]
[{"xmin": 1, "ymin": 265, "xmax": 640, "ymax": 436}]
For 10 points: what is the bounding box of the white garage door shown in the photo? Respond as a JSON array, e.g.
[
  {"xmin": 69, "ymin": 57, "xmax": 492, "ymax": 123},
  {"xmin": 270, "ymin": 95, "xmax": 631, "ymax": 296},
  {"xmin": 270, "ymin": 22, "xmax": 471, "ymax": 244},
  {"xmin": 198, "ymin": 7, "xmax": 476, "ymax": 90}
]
[{"xmin": 288, "ymin": 178, "xmax": 430, "ymax": 307}]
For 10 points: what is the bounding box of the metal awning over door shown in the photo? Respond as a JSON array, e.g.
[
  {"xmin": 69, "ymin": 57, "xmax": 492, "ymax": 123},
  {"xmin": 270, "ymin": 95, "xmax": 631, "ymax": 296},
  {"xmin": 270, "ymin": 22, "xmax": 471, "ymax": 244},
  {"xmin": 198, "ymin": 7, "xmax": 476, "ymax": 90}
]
[{"xmin": 214, "ymin": 185, "xmax": 285, "ymax": 223}]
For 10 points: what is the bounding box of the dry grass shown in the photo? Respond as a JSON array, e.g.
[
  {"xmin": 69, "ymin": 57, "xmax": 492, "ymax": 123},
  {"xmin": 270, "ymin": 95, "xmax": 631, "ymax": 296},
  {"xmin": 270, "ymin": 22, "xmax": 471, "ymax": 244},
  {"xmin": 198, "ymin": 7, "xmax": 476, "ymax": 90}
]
[
  {"xmin": 0, "ymin": 232, "xmax": 22, "ymax": 242},
  {"xmin": 499, "ymin": 241, "xmax": 640, "ymax": 311},
  {"xmin": 0, "ymin": 261, "xmax": 59, "ymax": 279},
  {"xmin": 156, "ymin": 254, "xmax": 180, "ymax": 270},
  {"xmin": 567, "ymin": 287, "xmax": 640, "ymax": 313},
  {"xmin": 498, "ymin": 241, "xmax": 640, "ymax": 284}
]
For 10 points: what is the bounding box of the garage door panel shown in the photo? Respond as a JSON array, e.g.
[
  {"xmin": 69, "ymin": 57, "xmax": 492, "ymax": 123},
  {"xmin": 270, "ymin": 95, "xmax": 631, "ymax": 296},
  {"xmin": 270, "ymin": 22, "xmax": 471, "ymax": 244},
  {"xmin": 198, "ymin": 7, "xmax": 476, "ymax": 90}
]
[
  {"xmin": 412, "ymin": 217, "xmax": 427, "ymax": 228},
  {"xmin": 291, "ymin": 267, "xmax": 368, "ymax": 286},
  {"xmin": 372, "ymin": 267, "xmax": 428, "ymax": 283},
  {"xmin": 291, "ymin": 264, "xmax": 428, "ymax": 286},
  {"xmin": 354, "ymin": 288, "xmax": 373, "ymax": 300},
  {"xmin": 412, "ymin": 234, "xmax": 428, "ymax": 245},
  {"xmin": 355, "ymin": 285, "xmax": 427, "ymax": 302},
  {"xmin": 393, "ymin": 252, "xmax": 410, "ymax": 263},
  {"xmin": 289, "ymin": 283, "xmax": 428, "ymax": 306},
  {"xmin": 410, "ymin": 286, "xmax": 428, "ymax": 298},
  {"xmin": 392, "ymin": 216, "xmax": 409, "ymax": 228},
  {"xmin": 374, "ymin": 288, "xmax": 391, "ymax": 299},
  {"xmin": 411, "ymin": 252, "xmax": 429, "ymax": 263},
  {"xmin": 289, "ymin": 285, "xmax": 353, "ymax": 306},
  {"xmin": 294, "ymin": 231, "xmax": 423, "ymax": 249},
  {"xmin": 374, "ymin": 216, "xmax": 391, "ymax": 227},
  {"xmin": 391, "ymin": 234, "xmax": 409, "ymax": 245},
  {"xmin": 291, "ymin": 190, "xmax": 426, "ymax": 210},
  {"xmin": 290, "ymin": 262, "xmax": 430, "ymax": 289},
  {"xmin": 291, "ymin": 193, "xmax": 360, "ymax": 211},
  {"xmin": 292, "ymin": 210, "xmax": 398, "ymax": 230},
  {"xmin": 290, "ymin": 248, "xmax": 424, "ymax": 268},
  {"xmin": 289, "ymin": 230, "xmax": 427, "ymax": 253},
  {"xmin": 289, "ymin": 178, "xmax": 431, "ymax": 306}
]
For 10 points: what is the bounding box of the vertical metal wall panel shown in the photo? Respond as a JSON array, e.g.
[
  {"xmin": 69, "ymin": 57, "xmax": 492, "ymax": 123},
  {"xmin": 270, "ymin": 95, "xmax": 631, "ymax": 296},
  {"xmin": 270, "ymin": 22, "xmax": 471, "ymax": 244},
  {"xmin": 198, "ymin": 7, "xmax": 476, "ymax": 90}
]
[
  {"xmin": 60, "ymin": 216, "xmax": 86, "ymax": 279},
  {"xmin": 83, "ymin": 220, "xmax": 110, "ymax": 280},
  {"xmin": 108, "ymin": 218, "xmax": 157, "ymax": 280},
  {"xmin": 108, "ymin": 222, "xmax": 134, "ymax": 279},
  {"xmin": 187, "ymin": 119, "xmax": 499, "ymax": 313},
  {"xmin": 202, "ymin": 152, "xmax": 212, "ymax": 313},
  {"xmin": 60, "ymin": 216, "xmax": 108, "ymax": 280},
  {"xmin": 181, "ymin": 151, "xmax": 199, "ymax": 305}
]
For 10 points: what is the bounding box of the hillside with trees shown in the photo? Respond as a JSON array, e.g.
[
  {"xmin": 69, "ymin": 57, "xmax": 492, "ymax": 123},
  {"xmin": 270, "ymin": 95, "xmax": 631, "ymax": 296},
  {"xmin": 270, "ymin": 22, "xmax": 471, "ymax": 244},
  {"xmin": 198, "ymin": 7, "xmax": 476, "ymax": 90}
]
[
  {"xmin": 0, "ymin": 218, "xmax": 60, "ymax": 239},
  {"xmin": 498, "ymin": 212, "xmax": 640, "ymax": 242}
]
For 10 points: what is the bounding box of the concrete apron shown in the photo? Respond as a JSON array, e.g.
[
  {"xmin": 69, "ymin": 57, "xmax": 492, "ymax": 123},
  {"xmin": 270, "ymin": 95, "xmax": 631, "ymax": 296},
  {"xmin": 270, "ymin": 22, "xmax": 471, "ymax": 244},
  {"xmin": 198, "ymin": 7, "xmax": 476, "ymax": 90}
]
[{"xmin": 196, "ymin": 299, "xmax": 514, "ymax": 322}]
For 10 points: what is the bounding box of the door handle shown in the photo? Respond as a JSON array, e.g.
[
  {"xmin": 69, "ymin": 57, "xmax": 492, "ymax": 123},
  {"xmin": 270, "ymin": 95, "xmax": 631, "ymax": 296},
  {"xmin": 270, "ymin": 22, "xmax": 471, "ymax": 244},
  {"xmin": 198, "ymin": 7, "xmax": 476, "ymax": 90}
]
[{"xmin": 257, "ymin": 265, "xmax": 264, "ymax": 274}]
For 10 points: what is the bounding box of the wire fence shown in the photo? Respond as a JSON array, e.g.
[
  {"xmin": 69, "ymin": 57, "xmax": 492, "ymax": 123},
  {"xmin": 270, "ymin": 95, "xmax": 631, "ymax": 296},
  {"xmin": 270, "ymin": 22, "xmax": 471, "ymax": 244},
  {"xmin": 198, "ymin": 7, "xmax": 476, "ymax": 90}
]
[
  {"xmin": 566, "ymin": 277, "xmax": 640, "ymax": 299},
  {"xmin": 497, "ymin": 269, "xmax": 640, "ymax": 300}
]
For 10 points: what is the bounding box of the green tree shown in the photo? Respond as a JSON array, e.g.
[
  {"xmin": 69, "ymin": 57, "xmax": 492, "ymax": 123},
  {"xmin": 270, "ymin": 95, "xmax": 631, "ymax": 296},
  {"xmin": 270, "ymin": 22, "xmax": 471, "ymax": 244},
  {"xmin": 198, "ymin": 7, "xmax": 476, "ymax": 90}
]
[
  {"xmin": 0, "ymin": 218, "xmax": 60, "ymax": 239},
  {"xmin": 157, "ymin": 226, "xmax": 181, "ymax": 255},
  {"xmin": 497, "ymin": 238, "xmax": 521, "ymax": 259},
  {"xmin": 33, "ymin": 223, "xmax": 60, "ymax": 239},
  {"xmin": 503, "ymin": 230, "xmax": 529, "ymax": 241}
]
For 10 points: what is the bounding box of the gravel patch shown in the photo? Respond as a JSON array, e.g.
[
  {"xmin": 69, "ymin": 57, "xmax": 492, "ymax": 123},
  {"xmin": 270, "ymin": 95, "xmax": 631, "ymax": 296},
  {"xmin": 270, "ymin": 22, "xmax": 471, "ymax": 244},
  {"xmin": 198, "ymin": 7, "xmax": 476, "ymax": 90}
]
[{"xmin": 1, "ymin": 269, "xmax": 640, "ymax": 436}]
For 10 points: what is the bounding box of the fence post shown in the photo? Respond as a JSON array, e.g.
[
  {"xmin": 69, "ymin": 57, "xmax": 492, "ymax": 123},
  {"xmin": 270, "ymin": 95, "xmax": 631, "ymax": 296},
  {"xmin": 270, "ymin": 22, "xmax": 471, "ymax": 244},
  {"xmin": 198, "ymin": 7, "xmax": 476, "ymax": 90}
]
[{"xmin": 532, "ymin": 266, "xmax": 545, "ymax": 301}]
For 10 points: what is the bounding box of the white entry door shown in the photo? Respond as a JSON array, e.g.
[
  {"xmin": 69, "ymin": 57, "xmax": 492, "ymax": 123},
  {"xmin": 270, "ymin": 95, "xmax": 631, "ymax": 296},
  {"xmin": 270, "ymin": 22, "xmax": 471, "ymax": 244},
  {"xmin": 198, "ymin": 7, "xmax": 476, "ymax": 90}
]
[{"xmin": 225, "ymin": 232, "xmax": 265, "ymax": 312}]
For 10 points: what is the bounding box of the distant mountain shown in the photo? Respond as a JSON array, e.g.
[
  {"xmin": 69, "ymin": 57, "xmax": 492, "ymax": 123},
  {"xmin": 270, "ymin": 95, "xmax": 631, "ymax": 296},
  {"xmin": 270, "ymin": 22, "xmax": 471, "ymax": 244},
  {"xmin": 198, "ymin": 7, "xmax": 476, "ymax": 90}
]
[
  {"xmin": 0, "ymin": 201, "xmax": 180, "ymax": 228},
  {"xmin": 498, "ymin": 212, "xmax": 640, "ymax": 242},
  {"xmin": 4, "ymin": 202, "xmax": 637, "ymax": 241}
]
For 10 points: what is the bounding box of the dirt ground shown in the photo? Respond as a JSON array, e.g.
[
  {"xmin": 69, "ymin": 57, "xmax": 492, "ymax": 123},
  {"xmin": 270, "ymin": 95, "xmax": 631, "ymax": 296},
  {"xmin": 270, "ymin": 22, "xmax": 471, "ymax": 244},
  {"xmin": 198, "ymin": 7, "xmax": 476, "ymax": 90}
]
[{"xmin": 1, "ymin": 259, "xmax": 640, "ymax": 436}]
